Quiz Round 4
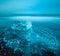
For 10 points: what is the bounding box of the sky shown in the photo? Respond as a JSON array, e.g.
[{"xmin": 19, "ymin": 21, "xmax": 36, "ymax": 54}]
[{"xmin": 0, "ymin": 0, "xmax": 60, "ymax": 15}]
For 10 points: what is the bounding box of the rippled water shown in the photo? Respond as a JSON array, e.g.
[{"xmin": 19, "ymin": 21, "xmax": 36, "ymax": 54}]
[{"xmin": 0, "ymin": 16, "xmax": 60, "ymax": 56}]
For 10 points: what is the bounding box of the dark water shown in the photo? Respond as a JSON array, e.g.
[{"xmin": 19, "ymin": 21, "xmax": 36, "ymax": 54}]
[{"xmin": 0, "ymin": 17, "xmax": 60, "ymax": 56}]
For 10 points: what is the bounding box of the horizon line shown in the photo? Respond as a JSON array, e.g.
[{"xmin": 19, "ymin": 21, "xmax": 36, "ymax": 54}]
[{"xmin": 0, "ymin": 14, "xmax": 60, "ymax": 17}]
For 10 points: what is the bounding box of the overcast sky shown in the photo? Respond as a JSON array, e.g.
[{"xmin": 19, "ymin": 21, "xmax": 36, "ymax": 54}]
[{"xmin": 0, "ymin": 0, "xmax": 60, "ymax": 14}]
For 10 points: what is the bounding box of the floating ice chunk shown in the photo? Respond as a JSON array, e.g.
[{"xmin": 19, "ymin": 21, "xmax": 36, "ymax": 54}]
[{"xmin": 26, "ymin": 21, "xmax": 32, "ymax": 30}]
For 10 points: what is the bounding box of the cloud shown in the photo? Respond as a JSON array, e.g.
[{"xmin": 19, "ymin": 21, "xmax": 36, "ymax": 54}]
[
  {"xmin": 0, "ymin": 0, "xmax": 60, "ymax": 14},
  {"xmin": 0, "ymin": 0, "xmax": 39, "ymax": 11}
]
